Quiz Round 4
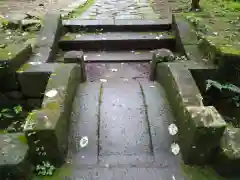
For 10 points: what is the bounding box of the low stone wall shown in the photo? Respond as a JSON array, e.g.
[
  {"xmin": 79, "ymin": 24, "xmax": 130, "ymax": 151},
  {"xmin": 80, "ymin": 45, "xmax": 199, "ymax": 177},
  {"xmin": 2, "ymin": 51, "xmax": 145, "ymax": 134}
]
[
  {"xmin": 23, "ymin": 63, "xmax": 81, "ymax": 166},
  {"xmin": 156, "ymin": 62, "xmax": 226, "ymax": 165}
]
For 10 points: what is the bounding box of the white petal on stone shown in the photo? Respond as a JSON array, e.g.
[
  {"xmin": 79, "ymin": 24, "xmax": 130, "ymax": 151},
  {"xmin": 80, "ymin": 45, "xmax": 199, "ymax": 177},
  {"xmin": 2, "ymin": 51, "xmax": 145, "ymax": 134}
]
[
  {"xmin": 8, "ymin": 52, "xmax": 11, "ymax": 56},
  {"xmin": 102, "ymin": 37, "xmax": 107, "ymax": 40},
  {"xmin": 29, "ymin": 61, "xmax": 42, "ymax": 65},
  {"xmin": 45, "ymin": 89, "xmax": 58, "ymax": 97},
  {"xmin": 121, "ymin": 63, "xmax": 124, "ymax": 65},
  {"xmin": 123, "ymin": 78, "xmax": 128, "ymax": 82},
  {"xmin": 150, "ymin": 85, "xmax": 155, "ymax": 88},
  {"xmin": 155, "ymin": 36, "xmax": 160, "ymax": 40},
  {"xmin": 172, "ymin": 175, "xmax": 176, "ymax": 180},
  {"xmin": 110, "ymin": 68, "xmax": 118, "ymax": 72},
  {"xmin": 168, "ymin": 123, "xmax": 178, "ymax": 135},
  {"xmin": 79, "ymin": 136, "xmax": 88, "ymax": 148},
  {"xmin": 84, "ymin": 55, "xmax": 87, "ymax": 60},
  {"xmin": 100, "ymin": 79, "xmax": 107, "ymax": 83},
  {"xmin": 41, "ymin": 37, "xmax": 46, "ymax": 40},
  {"xmin": 171, "ymin": 143, "xmax": 180, "ymax": 155},
  {"xmin": 97, "ymin": 54, "xmax": 101, "ymax": 57}
]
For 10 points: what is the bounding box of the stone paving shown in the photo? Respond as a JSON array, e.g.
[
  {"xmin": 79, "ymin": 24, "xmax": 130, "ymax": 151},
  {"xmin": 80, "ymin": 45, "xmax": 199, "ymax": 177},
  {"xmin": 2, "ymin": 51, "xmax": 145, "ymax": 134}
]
[{"xmin": 77, "ymin": 0, "xmax": 160, "ymax": 20}]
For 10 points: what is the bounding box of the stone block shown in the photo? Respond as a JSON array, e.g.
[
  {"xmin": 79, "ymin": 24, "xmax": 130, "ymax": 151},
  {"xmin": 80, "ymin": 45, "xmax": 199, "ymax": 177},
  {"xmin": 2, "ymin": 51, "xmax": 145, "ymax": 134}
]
[
  {"xmin": 0, "ymin": 133, "xmax": 33, "ymax": 180},
  {"xmin": 18, "ymin": 71, "xmax": 51, "ymax": 98},
  {"xmin": 214, "ymin": 126, "xmax": 240, "ymax": 176},
  {"xmin": 180, "ymin": 106, "xmax": 226, "ymax": 165},
  {"xmin": 23, "ymin": 64, "xmax": 81, "ymax": 166},
  {"xmin": 0, "ymin": 44, "xmax": 32, "ymax": 78},
  {"xmin": 36, "ymin": 12, "xmax": 62, "ymax": 48},
  {"xmin": 149, "ymin": 49, "xmax": 174, "ymax": 81},
  {"xmin": 0, "ymin": 73, "xmax": 20, "ymax": 92},
  {"xmin": 64, "ymin": 51, "xmax": 86, "ymax": 82},
  {"xmin": 156, "ymin": 63, "xmax": 227, "ymax": 164}
]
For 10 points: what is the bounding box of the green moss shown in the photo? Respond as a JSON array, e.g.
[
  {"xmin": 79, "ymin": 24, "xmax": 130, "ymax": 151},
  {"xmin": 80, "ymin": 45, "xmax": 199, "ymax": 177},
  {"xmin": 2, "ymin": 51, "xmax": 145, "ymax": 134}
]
[
  {"xmin": 61, "ymin": 34, "xmax": 75, "ymax": 41},
  {"xmin": 33, "ymin": 164, "xmax": 73, "ymax": 180},
  {"xmin": 17, "ymin": 134, "xmax": 28, "ymax": 144},
  {"xmin": 220, "ymin": 46, "xmax": 240, "ymax": 55},
  {"xmin": 182, "ymin": 163, "xmax": 225, "ymax": 180},
  {"xmin": 17, "ymin": 63, "xmax": 31, "ymax": 73},
  {"xmin": 64, "ymin": 0, "xmax": 96, "ymax": 19},
  {"xmin": 0, "ymin": 44, "xmax": 19, "ymax": 60},
  {"xmin": 0, "ymin": 130, "xmax": 7, "ymax": 134}
]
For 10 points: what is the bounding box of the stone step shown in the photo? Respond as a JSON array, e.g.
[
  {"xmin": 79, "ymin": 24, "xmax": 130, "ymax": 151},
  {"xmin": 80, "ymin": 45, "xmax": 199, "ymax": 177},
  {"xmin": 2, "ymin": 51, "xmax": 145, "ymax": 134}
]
[
  {"xmin": 84, "ymin": 50, "xmax": 153, "ymax": 62},
  {"xmin": 59, "ymin": 32, "xmax": 175, "ymax": 51},
  {"xmin": 62, "ymin": 19, "xmax": 172, "ymax": 32}
]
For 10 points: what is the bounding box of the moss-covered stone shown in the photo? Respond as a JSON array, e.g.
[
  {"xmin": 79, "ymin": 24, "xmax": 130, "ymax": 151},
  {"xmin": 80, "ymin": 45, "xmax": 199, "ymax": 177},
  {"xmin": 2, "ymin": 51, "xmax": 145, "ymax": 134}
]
[
  {"xmin": 0, "ymin": 133, "xmax": 33, "ymax": 180},
  {"xmin": 156, "ymin": 63, "xmax": 227, "ymax": 164},
  {"xmin": 23, "ymin": 64, "xmax": 81, "ymax": 166},
  {"xmin": 214, "ymin": 126, "xmax": 240, "ymax": 176},
  {"xmin": 149, "ymin": 49, "xmax": 174, "ymax": 81},
  {"xmin": 0, "ymin": 44, "xmax": 32, "ymax": 78}
]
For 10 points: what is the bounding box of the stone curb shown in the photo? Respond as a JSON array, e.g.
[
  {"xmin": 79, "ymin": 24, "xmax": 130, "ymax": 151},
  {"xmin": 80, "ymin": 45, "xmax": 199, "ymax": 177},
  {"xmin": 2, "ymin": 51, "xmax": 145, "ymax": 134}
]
[
  {"xmin": 28, "ymin": 12, "xmax": 62, "ymax": 64},
  {"xmin": 23, "ymin": 63, "xmax": 81, "ymax": 166},
  {"xmin": 156, "ymin": 62, "xmax": 227, "ymax": 165}
]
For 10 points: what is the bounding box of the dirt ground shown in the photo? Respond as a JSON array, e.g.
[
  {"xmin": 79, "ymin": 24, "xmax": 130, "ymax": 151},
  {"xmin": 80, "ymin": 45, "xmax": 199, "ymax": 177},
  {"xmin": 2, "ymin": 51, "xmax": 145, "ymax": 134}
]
[{"xmin": 0, "ymin": 0, "xmax": 78, "ymax": 16}]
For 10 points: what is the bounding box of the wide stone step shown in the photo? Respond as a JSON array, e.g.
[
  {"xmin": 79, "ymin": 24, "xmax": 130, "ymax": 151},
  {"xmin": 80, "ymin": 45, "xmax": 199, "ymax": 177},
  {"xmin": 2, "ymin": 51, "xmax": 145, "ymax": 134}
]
[
  {"xmin": 59, "ymin": 32, "xmax": 175, "ymax": 51},
  {"xmin": 84, "ymin": 50, "xmax": 153, "ymax": 63},
  {"xmin": 63, "ymin": 19, "xmax": 172, "ymax": 32}
]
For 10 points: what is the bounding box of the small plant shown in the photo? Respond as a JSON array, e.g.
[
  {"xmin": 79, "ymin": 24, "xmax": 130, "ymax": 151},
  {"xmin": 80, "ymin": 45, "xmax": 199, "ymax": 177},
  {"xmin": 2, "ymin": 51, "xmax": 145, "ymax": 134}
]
[
  {"xmin": 36, "ymin": 161, "xmax": 55, "ymax": 176},
  {"xmin": 206, "ymin": 79, "xmax": 240, "ymax": 107}
]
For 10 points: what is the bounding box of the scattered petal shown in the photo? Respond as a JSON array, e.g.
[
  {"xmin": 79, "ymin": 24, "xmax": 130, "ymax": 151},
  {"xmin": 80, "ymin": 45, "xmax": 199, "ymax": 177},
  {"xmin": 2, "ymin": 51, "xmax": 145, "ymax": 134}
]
[
  {"xmin": 79, "ymin": 136, "xmax": 88, "ymax": 148},
  {"xmin": 45, "ymin": 89, "xmax": 58, "ymax": 97},
  {"xmin": 100, "ymin": 79, "xmax": 107, "ymax": 83},
  {"xmin": 168, "ymin": 123, "xmax": 178, "ymax": 135},
  {"xmin": 171, "ymin": 143, "xmax": 180, "ymax": 155},
  {"xmin": 110, "ymin": 68, "xmax": 118, "ymax": 72}
]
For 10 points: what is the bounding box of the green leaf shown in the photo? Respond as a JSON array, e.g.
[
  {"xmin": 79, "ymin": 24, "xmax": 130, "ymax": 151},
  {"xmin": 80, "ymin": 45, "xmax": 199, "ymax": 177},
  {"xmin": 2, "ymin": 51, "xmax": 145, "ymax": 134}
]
[{"xmin": 13, "ymin": 105, "xmax": 22, "ymax": 114}]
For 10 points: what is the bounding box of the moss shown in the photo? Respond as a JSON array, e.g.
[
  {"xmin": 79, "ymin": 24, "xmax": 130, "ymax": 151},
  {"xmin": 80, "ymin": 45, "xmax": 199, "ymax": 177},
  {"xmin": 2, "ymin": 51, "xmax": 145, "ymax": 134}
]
[
  {"xmin": 17, "ymin": 63, "xmax": 31, "ymax": 73},
  {"xmin": 17, "ymin": 134, "xmax": 28, "ymax": 145},
  {"xmin": 219, "ymin": 46, "xmax": 240, "ymax": 56},
  {"xmin": 182, "ymin": 163, "xmax": 225, "ymax": 180},
  {"xmin": 33, "ymin": 164, "xmax": 73, "ymax": 180},
  {"xmin": 0, "ymin": 129, "xmax": 7, "ymax": 134},
  {"xmin": 0, "ymin": 44, "xmax": 19, "ymax": 60},
  {"xmin": 64, "ymin": 0, "xmax": 96, "ymax": 19},
  {"xmin": 61, "ymin": 34, "xmax": 75, "ymax": 41}
]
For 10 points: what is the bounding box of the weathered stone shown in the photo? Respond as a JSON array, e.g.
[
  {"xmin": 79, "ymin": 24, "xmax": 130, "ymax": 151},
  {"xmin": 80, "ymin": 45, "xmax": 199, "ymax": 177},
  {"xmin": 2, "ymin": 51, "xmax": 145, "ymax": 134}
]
[
  {"xmin": 64, "ymin": 51, "xmax": 86, "ymax": 82},
  {"xmin": 26, "ymin": 99, "xmax": 43, "ymax": 109},
  {"xmin": 149, "ymin": 49, "xmax": 174, "ymax": 81},
  {"xmin": 18, "ymin": 71, "xmax": 50, "ymax": 98},
  {"xmin": 36, "ymin": 12, "xmax": 62, "ymax": 48},
  {"xmin": 29, "ymin": 46, "xmax": 54, "ymax": 63},
  {"xmin": 0, "ymin": 44, "xmax": 32, "ymax": 78},
  {"xmin": 0, "ymin": 133, "xmax": 33, "ymax": 180},
  {"xmin": 23, "ymin": 64, "xmax": 81, "ymax": 166},
  {"xmin": 180, "ymin": 106, "xmax": 226, "ymax": 164},
  {"xmin": 0, "ymin": 73, "xmax": 20, "ymax": 92},
  {"xmin": 214, "ymin": 126, "xmax": 240, "ymax": 176},
  {"xmin": 156, "ymin": 63, "xmax": 227, "ymax": 164},
  {"xmin": 0, "ymin": 92, "xmax": 11, "ymax": 107},
  {"xmin": 5, "ymin": 91, "xmax": 23, "ymax": 99}
]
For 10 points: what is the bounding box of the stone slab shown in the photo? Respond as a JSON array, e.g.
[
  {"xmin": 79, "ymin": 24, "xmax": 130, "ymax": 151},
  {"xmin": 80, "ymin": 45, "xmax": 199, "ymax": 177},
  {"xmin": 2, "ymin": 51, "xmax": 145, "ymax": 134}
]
[
  {"xmin": 68, "ymin": 82, "xmax": 101, "ymax": 166},
  {"xmin": 84, "ymin": 51, "xmax": 152, "ymax": 62},
  {"xmin": 60, "ymin": 32, "xmax": 175, "ymax": 51},
  {"xmin": 100, "ymin": 79, "xmax": 152, "ymax": 155}
]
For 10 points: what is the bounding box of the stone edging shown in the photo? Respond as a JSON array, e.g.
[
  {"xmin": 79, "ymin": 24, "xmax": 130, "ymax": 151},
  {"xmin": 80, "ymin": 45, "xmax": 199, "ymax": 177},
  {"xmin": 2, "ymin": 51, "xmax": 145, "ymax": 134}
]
[
  {"xmin": 156, "ymin": 62, "xmax": 227, "ymax": 165},
  {"xmin": 23, "ymin": 63, "xmax": 81, "ymax": 166}
]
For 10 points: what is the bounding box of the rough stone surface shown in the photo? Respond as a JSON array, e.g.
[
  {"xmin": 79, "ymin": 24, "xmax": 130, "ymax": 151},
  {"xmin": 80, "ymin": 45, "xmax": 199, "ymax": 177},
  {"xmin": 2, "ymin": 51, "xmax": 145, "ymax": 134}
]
[
  {"xmin": 64, "ymin": 51, "xmax": 86, "ymax": 82},
  {"xmin": 156, "ymin": 63, "xmax": 227, "ymax": 164},
  {"xmin": 24, "ymin": 64, "xmax": 81, "ymax": 166},
  {"xmin": 0, "ymin": 133, "xmax": 33, "ymax": 180},
  {"xmin": 18, "ymin": 71, "xmax": 51, "ymax": 98},
  {"xmin": 149, "ymin": 48, "xmax": 174, "ymax": 81},
  {"xmin": 75, "ymin": 0, "xmax": 164, "ymax": 20},
  {"xmin": 0, "ymin": 44, "xmax": 32, "ymax": 78},
  {"xmin": 214, "ymin": 126, "xmax": 240, "ymax": 176},
  {"xmin": 32, "ymin": 12, "xmax": 62, "ymax": 63}
]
